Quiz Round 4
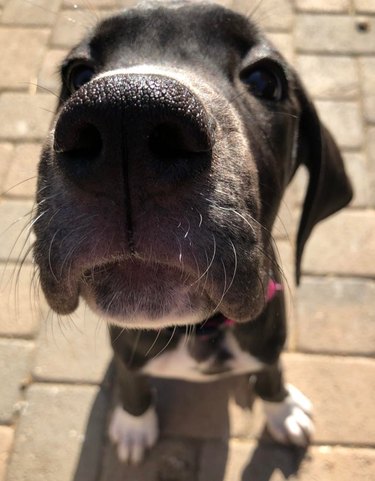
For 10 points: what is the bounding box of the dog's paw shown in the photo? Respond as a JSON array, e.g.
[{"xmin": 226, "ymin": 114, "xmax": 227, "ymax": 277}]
[
  {"xmin": 108, "ymin": 404, "xmax": 159, "ymax": 464},
  {"xmin": 263, "ymin": 384, "xmax": 314, "ymax": 447}
]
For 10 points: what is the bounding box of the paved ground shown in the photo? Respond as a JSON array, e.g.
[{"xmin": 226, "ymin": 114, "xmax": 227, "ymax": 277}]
[{"xmin": 0, "ymin": 0, "xmax": 374, "ymax": 480}]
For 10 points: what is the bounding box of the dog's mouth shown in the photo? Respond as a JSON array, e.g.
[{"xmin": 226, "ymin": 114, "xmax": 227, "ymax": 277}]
[
  {"xmin": 36, "ymin": 221, "xmax": 269, "ymax": 328},
  {"xmin": 78, "ymin": 257, "xmax": 217, "ymax": 329}
]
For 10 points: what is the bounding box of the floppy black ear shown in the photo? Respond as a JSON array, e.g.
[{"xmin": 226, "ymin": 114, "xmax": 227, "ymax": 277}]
[{"xmin": 294, "ymin": 84, "xmax": 353, "ymax": 284}]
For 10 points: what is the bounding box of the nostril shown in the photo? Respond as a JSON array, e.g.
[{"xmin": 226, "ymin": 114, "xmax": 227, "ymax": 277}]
[
  {"xmin": 54, "ymin": 123, "xmax": 103, "ymax": 183},
  {"xmin": 55, "ymin": 123, "xmax": 102, "ymax": 162},
  {"xmin": 149, "ymin": 123, "xmax": 192, "ymax": 161},
  {"xmin": 149, "ymin": 122, "xmax": 212, "ymax": 161},
  {"xmin": 148, "ymin": 122, "xmax": 212, "ymax": 182}
]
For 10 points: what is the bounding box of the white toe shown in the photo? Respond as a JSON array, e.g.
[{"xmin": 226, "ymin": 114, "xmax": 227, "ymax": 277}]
[
  {"xmin": 263, "ymin": 384, "xmax": 314, "ymax": 447},
  {"xmin": 109, "ymin": 404, "xmax": 159, "ymax": 464},
  {"xmin": 117, "ymin": 441, "xmax": 130, "ymax": 463},
  {"xmin": 286, "ymin": 383, "xmax": 313, "ymax": 415}
]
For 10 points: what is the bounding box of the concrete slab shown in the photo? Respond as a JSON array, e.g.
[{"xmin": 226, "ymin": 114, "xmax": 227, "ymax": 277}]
[{"xmin": 6, "ymin": 383, "xmax": 109, "ymax": 481}]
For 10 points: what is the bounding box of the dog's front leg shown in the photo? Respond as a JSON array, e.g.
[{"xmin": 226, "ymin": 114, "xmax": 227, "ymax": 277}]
[
  {"xmin": 254, "ymin": 364, "xmax": 314, "ymax": 447},
  {"xmin": 109, "ymin": 355, "xmax": 158, "ymax": 464}
]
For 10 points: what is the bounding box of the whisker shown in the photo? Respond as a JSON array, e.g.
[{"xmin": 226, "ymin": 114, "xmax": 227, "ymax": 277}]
[
  {"xmin": 153, "ymin": 326, "xmax": 176, "ymax": 359},
  {"xmin": 145, "ymin": 329, "xmax": 162, "ymax": 357},
  {"xmin": 22, "ymin": 82, "xmax": 62, "ymax": 101},
  {"xmin": 1, "ymin": 176, "xmax": 38, "ymax": 197},
  {"xmin": 111, "ymin": 325, "xmax": 127, "ymax": 345},
  {"xmin": 190, "ymin": 233, "xmax": 216, "ymax": 286},
  {"xmin": 48, "ymin": 230, "xmax": 61, "ymax": 282}
]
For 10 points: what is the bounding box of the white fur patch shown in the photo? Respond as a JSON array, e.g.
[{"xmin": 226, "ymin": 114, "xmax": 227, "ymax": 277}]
[
  {"xmin": 108, "ymin": 405, "xmax": 159, "ymax": 464},
  {"xmin": 142, "ymin": 331, "xmax": 264, "ymax": 382},
  {"xmin": 263, "ymin": 384, "xmax": 314, "ymax": 447}
]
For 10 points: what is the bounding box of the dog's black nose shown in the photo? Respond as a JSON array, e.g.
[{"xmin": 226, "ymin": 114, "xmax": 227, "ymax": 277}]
[{"xmin": 54, "ymin": 74, "xmax": 213, "ymax": 190}]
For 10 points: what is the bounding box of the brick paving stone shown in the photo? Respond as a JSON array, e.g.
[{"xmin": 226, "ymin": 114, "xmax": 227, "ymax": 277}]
[
  {"xmin": 355, "ymin": 0, "xmax": 375, "ymax": 13},
  {"xmin": 297, "ymin": 446, "xmax": 375, "ymax": 481},
  {"xmin": 37, "ymin": 49, "xmax": 66, "ymax": 95},
  {"xmin": 198, "ymin": 439, "xmax": 229, "ymax": 481},
  {"xmin": 199, "ymin": 440, "xmax": 299, "ymax": 481},
  {"xmin": 272, "ymin": 201, "xmax": 298, "ymax": 241},
  {"xmin": 274, "ymin": 239, "xmax": 295, "ymax": 289},
  {"xmin": 296, "ymin": 55, "xmax": 359, "ymax": 100},
  {"xmin": 63, "ymin": 0, "xmax": 113, "ymax": 6},
  {"xmin": 315, "ymin": 100, "xmax": 364, "ymax": 149},
  {"xmin": 63, "ymin": 0, "xmax": 137, "ymax": 7},
  {"xmin": 199, "ymin": 441, "xmax": 375, "ymax": 481},
  {"xmin": 297, "ymin": 277, "xmax": 375, "ymax": 356},
  {"xmin": 268, "ymin": 33, "xmax": 294, "ymax": 63},
  {"xmin": 296, "ymin": 0, "xmax": 351, "ymax": 12},
  {"xmin": 6, "ymin": 383, "xmax": 109, "ymax": 481},
  {"xmin": 0, "ymin": 28, "xmax": 49, "ymax": 91},
  {"xmin": 343, "ymin": 151, "xmax": 369, "ymax": 207},
  {"xmin": 227, "ymin": 390, "xmax": 264, "ymax": 440},
  {"xmin": 100, "ymin": 437, "xmax": 199, "ymax": 481},
  {"xmin": 358, "ymin": 57, "xmax": 375, "ymax": 124},
  {"xmin": 301, "ymin": 210, "xmax": 375, "ymax": 276},
  {"xmin": 0, "ymin": 263, "xmax": 44, "ymax": 338},
  {"xmin": 272, "ymin": 169, "xmax": 309, "ymax": 241},
  {"xmin": 284, "ymin": 353, "xmax": 375, "ymax": 445},
  {"xmin": 274, "ymin": 239, "xmax": 298, "ymax": 351},
  {"xmin": 2, "ymin": 0, "xmax": 62, "ymax": 26},
  {"xmin": 296, "ymin": 14, "xmax": 375, "ymax": 54},
  {"xmin": 0, "ymin": 199, "xmax": 34, "ymax": 263},
  {"xmin": 153, "ymin": 375, "xmax": 261, "ymax": 440},
  {"xmin": 285, "ymin": 167, "xmax": 309, "ymax": 208},
  {"xmin": 0, "ymin": 339, "xmax": 34, "ymax": 424},
  {"xmin": 33, "ymin": 303, "xmax": 112, "ymax": 383},
  {"xmin": 0, "ymin": 426, "xmax": 14, "ymax": 481},
  {"xmin": 233, "ymin": 0, "xmax": 294, "ymax": 32},
  {"xmin": 3, "ymin": 143, "xmax": 40, "ymax": 199},
  {"xmin": 51, "ymin": 8, "xmax": 112, "ymax": 48},
  {"xmin": 368, "ymin": 126, "xmax": 375, "ymax": 206},
  {"xmin": 0, "ymin": 93, "xmax": 55, "ymax": 140},
  {"xmin": 0, "ymin": 144, "xmax": 13, "ymax": 194}
]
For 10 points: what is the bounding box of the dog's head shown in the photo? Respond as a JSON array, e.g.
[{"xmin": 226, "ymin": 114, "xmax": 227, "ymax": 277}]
[{"xmin": 33, "ymin": 1, "xmax": 352, "ymax": 328}]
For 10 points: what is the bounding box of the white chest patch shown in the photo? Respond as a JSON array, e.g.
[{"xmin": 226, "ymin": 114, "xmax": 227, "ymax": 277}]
[{"xmin": 141, "ymin": 331, "xmax": 264, "ymax": 382}]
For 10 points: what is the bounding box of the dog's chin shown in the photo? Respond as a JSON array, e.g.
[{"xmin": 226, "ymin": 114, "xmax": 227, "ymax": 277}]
[{"xmin": 79, "ymin": 259, "xmax": 214, "ymax": 329}]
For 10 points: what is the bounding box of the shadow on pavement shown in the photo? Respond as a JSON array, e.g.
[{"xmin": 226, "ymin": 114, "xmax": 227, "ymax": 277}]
[
  {"xmin": 241, "ymin": 434, "xmax": 306, "ymax": 481},
  {"xmin": 72, "ymin": 369, "xmax": 306, "ymax": 481}
]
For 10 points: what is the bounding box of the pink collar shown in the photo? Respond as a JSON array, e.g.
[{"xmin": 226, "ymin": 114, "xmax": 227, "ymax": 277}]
[{"xmin": 266, "ymin": 278, "xmax": 283, "ymax": 302}]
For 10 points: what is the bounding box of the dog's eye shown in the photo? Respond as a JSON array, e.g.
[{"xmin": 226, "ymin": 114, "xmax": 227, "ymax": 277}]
[
  {"xmin": 241, "ymin": 67, "xmax": 284, "ymax": 101},
  {"xmin": 68, "ymin": 65, "xmax": 95, "ymax": 92}
]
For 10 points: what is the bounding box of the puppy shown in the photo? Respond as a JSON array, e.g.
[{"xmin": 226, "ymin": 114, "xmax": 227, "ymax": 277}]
[{"xmin": 33, "ymin": 0, "xmax": 352, "ymax": 464}]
